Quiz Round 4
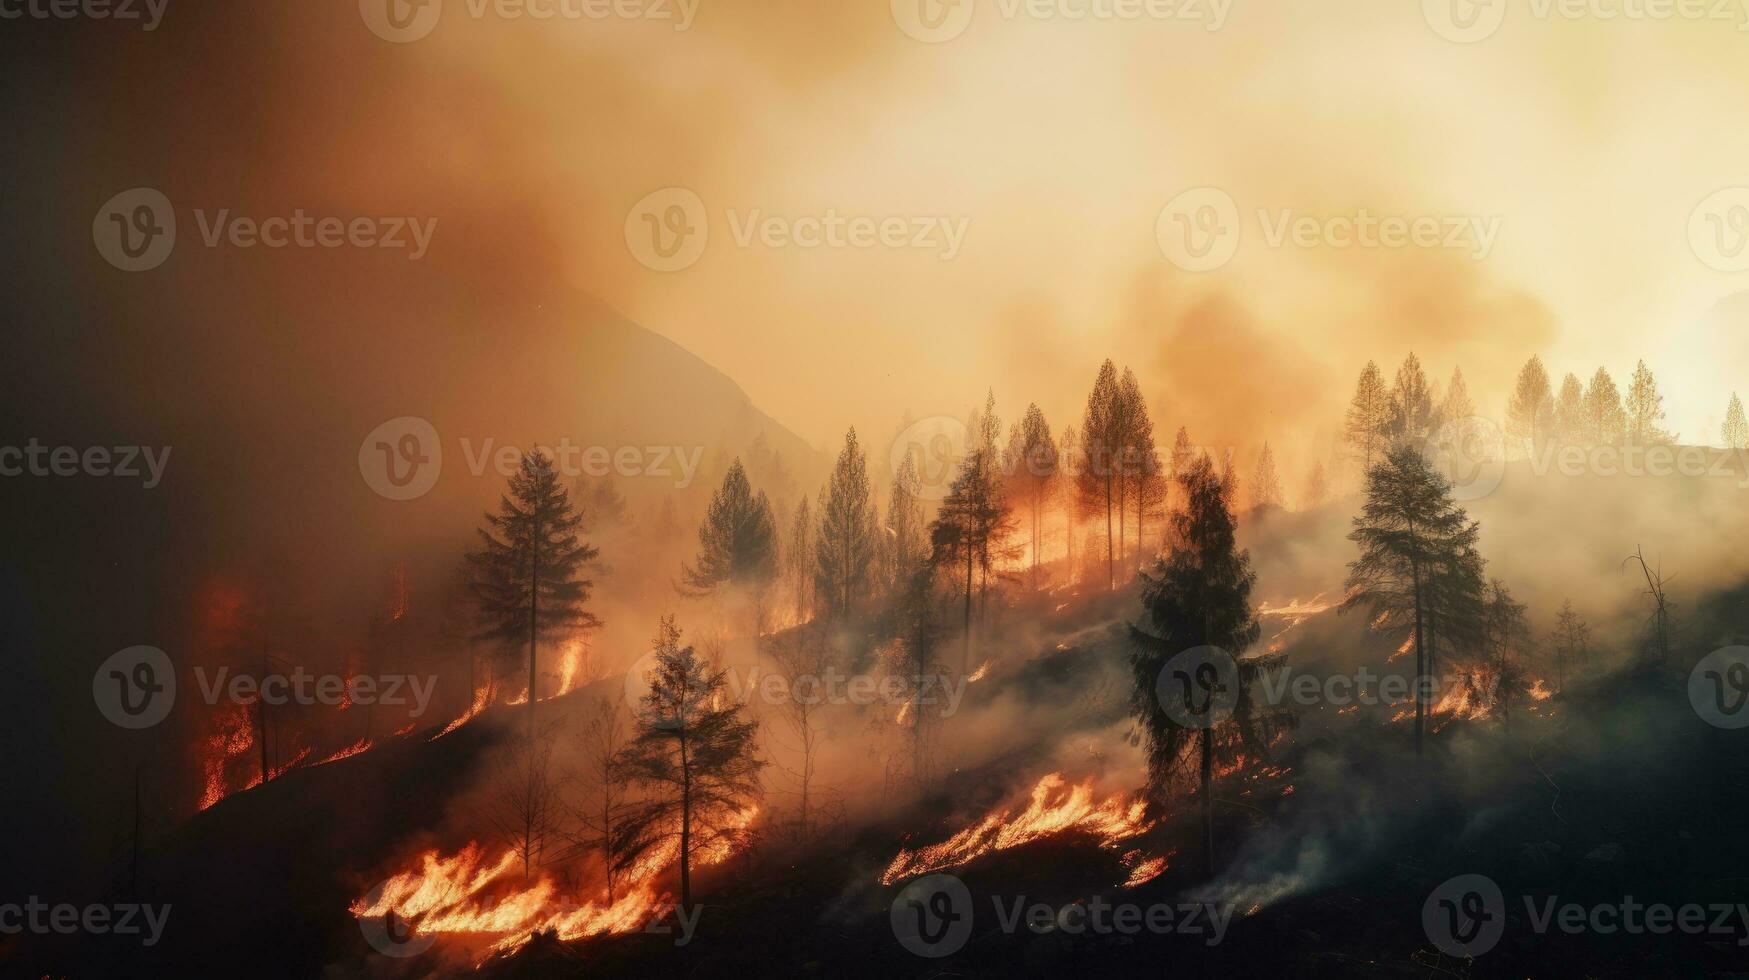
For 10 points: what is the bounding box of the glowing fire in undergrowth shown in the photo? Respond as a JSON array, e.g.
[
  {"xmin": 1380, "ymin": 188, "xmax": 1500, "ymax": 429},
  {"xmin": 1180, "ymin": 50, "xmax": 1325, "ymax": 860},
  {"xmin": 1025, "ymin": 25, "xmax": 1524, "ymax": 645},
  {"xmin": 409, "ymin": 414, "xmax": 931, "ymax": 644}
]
[
  {"xmin": 878, "ymin": 772, "xmax": 1154, "ymax": 886},
  {"xmin": 198, "ymin": 704, "xmax": 257, "ymax": 811},
  {"xmin": 352, "ymin": 808, "xmax": 758, "ymax": 956}
]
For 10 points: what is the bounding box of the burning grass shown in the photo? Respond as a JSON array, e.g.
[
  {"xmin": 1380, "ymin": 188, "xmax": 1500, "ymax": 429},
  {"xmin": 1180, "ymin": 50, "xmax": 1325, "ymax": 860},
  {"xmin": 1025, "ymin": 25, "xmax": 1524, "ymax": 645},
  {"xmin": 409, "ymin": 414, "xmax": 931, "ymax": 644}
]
[{"xmin": 878, "ymin": 772, "xmax": 1155, "ymax": 886}]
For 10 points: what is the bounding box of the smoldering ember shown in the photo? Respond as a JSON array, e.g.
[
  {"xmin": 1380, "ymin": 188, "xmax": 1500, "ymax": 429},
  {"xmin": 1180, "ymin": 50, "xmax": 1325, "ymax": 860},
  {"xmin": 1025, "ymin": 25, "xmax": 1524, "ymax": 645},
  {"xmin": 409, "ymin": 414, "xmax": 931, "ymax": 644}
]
[{"xmin": 10, "ymin": 5, "xmax": 1749, "ymax": 980}]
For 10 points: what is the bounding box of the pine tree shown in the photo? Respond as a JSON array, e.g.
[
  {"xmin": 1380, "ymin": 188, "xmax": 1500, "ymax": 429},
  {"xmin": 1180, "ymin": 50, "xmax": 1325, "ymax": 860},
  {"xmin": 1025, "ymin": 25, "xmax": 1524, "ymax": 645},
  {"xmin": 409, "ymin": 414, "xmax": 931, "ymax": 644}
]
[
  {"xmin": 1129, "ymin": 454, "xmax": 1286, "ymax": 870},
  {"xmin": 786, "ymin": 496, "xmax": 814, "ymax": 624},
  {"xmin": 1077, "ymin": 360, "xmax": 1123, "ymax": 590},
  {"xmin": 1581, "ymin": 367, "xmax": 1625, "ymax": 447},
  {"xmin": 814, "ymin": 429, "xmax": 877, "ymax": 618},
  {"xmin": 1623, "ymin": 359, "xmax": 1673, "ymax": 445},
  {"xmin": 1555, "ymin": 373, "xmax": 1585, "ymax": 445},
  {"xmin": 1481, "ymin": 579, "xmax": 1532, "ymax": 730},
  {"xmin": 1440, "ymin": 367, "xmax": 1474, "ymax": 424},
  {"xmin": 1118, "ymin": 370, "xmax": 1163, "ymax": 561},
  {"xmin": 885, "ymin": 450, "xmax": 929, "ymax": 592},
  {"xmin": 1505, "ymin": 356, "xmax": 1555, "ymax": 457},
  {"xmin": 679, "ymin": 459, "xmax": 778, "ymax": 598},
  {"xmin": 1345, "ymin": 360, "xmax": 1392, "ymax": 472},
  {"xmin": 1724, "ymin": 393, "xmax": 1749, "ymax": 449},
  {"xmin": 468, "ymin": 450, "xmax": 601, "ymax": 737},
  {"xmin": 1388, "ymin": 353, "xmax": 1435, "ymax": 445},
  {"xmin": 1059, "ymin": 424, "xmax": 1080, "ymax": 581},
  {"xmin": 929, "ymin": 447, "xmax": 1016, "ymax": 671},
  {"xmin": 612, "ymin": 617, "xmax": 763, "ymax": 908},
  {"xmin": 1251, "ymin": 442, "xmax": 1285, "ymax": 510},
  {"xmin": 1549, "ymin": 599, "xmax": 1589, "ymax": 693},
  {"xmin": 1003, "ymin": 404, "xmax": 1058, "ymax": 591},
  {"xmin": 1341, "ymin": 444, "xmax": 1483, "ymax": 758}
]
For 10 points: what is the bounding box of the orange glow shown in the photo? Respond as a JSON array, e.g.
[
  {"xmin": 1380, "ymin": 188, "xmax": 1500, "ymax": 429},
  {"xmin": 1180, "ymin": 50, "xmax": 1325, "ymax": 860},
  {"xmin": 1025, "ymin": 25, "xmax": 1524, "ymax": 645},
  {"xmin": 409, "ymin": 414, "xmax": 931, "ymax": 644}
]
[{"xmin": 879, "ymin": 772, "xmax": 1151, "ymax": 885}]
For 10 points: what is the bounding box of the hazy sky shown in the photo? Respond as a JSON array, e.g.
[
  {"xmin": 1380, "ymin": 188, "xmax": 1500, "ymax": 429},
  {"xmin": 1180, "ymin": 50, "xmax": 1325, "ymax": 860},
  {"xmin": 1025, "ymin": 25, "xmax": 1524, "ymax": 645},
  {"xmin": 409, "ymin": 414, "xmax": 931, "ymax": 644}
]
[
  {"xmin": 46, "ymin": 1, "xmax": 1749, "ymax": 478},
  {"xmin": 470, "ymin": 1, "xmax": 1749, "ymax": 454}
]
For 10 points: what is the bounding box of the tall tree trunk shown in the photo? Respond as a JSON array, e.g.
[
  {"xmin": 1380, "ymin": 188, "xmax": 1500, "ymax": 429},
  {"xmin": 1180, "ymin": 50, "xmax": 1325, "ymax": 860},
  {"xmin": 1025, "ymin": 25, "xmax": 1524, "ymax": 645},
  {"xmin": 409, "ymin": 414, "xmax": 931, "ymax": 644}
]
[
  {"xmin": 1407, "ymin": 519, "xmax": 1425, "ymax": 760},
  {"xmin": 1104, "ymin": 472, "xmax": 1115, "ymax": 591},
  {"xmin": 678, "ymin": 722, "xmax": 692, "ymax": 908},
  {"xmin": 962, "ymin": 535, "xmax": 974, "ymax": 674},
  {"xmin": 1200, "ymin": 727, "xmax": 1214, "ymax": 872},
  {"xmin": 529, "ymin": 511, "xmax": 541, "ymax": 746}
]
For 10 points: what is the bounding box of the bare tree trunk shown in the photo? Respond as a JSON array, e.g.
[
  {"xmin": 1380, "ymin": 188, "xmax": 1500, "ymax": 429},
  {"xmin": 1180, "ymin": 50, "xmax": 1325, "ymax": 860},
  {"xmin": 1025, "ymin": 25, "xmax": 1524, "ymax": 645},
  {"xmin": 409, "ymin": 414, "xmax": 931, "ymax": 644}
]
[
  {"xmin": 1200, "ymin": 727, "xmax": 1214, "ymax": 872},
  {"xmin": 678, "ymin": 724, "xmax": 692, "ymax": 908}
]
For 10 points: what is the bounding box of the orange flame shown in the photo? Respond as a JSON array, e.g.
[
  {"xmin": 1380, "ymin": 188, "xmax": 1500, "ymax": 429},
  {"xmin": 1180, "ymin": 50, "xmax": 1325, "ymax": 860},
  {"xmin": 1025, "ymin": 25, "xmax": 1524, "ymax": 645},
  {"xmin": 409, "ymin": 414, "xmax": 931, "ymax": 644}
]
[
  {"xmin": 197, "ymin": 704, "xmax": 257, "ymax": 811},
  {"xmin": 879, "ymin": 772, "xmax": 1151, "ymax": 885}
]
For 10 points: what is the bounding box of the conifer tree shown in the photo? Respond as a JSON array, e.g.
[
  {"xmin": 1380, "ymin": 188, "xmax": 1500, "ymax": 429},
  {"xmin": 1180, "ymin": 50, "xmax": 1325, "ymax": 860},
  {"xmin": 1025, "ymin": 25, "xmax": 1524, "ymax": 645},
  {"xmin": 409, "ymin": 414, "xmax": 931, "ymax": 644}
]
[
  {"xmin": 1003, "ymin": 404, "xmax": 1058, "ymax": 591},
  {"xmin": 679, "ymin": 459, "xmax": 778, "ymax": 598},
  {"xmin": 814, "ymin": 429, "xmax": 877, "ymax": 618},
  {"xmin": 1724, "ymin": 393, "xmax": 1748, "ymax": 450},
  {"xmin": 1345, "ymin": 361, "xmax": 1392, "ymax": 471},
  {"xmin": 1077, "ymin": 360, "xmax": 1123, "ymax": 589},
  {"xmin": 1506, "ymin": 356, "xmax": 1555, "ymax": 457},
  {"xmin": 1623, "ymin": 359, "xmax": 1673, "ymax": 445},
  {"xmin": 468, "ymin": 450, "xmax": 601, "ymax": 737},
  {"xmin": 613, "ymin": 617, "xmax": 763, "ymax": 908}
]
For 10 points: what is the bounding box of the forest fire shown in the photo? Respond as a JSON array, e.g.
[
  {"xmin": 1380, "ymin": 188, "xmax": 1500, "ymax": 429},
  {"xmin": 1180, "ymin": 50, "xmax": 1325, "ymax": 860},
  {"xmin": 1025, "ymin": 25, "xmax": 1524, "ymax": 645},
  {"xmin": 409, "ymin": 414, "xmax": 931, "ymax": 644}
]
[
  {"xmin": 879, "ymin": 772, "xmax": 1153, "ymax": 885},
  {"xmin": 351, "ymin": 807, "xmax": 759, "ymax": 957},
  {"xmin": 197, "ymin": 704, "xmax": 257, "ymax": 811}
]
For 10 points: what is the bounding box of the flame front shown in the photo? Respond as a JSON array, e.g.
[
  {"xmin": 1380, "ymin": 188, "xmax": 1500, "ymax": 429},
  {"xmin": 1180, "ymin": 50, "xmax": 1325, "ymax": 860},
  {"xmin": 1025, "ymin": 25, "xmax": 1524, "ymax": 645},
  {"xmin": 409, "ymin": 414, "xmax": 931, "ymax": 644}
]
[
  {"xmin": 352, "ymin": 807, "xmax": 758, "ymax": 956},
  {"xmin": 879, "ymin": 772, "xmax": 1153, "ymax": 886}
]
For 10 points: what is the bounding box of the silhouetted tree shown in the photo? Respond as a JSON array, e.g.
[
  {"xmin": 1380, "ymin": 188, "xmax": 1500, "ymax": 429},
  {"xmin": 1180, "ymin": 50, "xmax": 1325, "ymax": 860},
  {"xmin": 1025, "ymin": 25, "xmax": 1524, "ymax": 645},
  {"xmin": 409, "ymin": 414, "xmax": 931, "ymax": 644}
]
[
  {"xmin": 786, "ymin": 496, "xmax": 815, "ymax": 624},
  {"xmin": 1624, "ymin": 359, "xmax": 1673, "ymax": 445},
  {"xmin": 1549, "ymin": 599, "xmax": 1589, "ymax": 693},
  {"xmin": 1724, "ymin": 393, "xmax": 1748, "ymax": 450},
  {"xmin": 1581, "ymin": 367, "xmax": 1625, "ymax": 447},
  {"xmin": 815, "ymin": 429, "xmax": 877, "ymax": 618},
  {"xmin": 469, "ymin": 450, "xmax": 601, "ymax": 738},
  {"xmin": 1345, "ymin": 360, "xmax": 1392, "ymax": 472},
  {"xmin": 1129, "ymin": 454, "xmax": 1283, "ymax": 871},
  {"xmin": 613, "ymin": 616, "xmax": 764, "ymax": 908},
  {"xmin": 1251, "ymin": 442, "xmax": 1285, "ymax": 510},
  {"xmin": 884, "ymin": 450, "xmax": 930, "ymax": 594},
  {"xmin": 929, "ymin": 446, "xmax": 1016, "ymax": 671},
  {"xmin": 1118, "ymin": 370, "xmax": 1164, "ymax": 560},
  {"xmin": 1342, "ymin": 444, "xmax": 1482, "ymax": 758},
  {"xmin": 679, "ymin": 460, "xmax": 778, "ymax": 602},
  {"xmin": 1555, "ymin": 372, "xmax": 1586, "ymax": 445},
  {"xmin": 1480, "ymin": 578, "xmax": 1532, "ymax": 730},
  {"xmin": 1388, "ymin": 353, "xmax": 1435, "ymax": 445},
  {"xmin": 1004, "ymin": 404, "xmax": 1058, "ymax": 591},
  {"xmin": 1439, "ymin": 367, "xmax": 1474, "ymax": 425},
  {"xmin": 1077, "ymin": 360, "xmax": 1123, "ymax": 589},
  {"xmin": 1506, "ymin": 356, "xmax": 1555, "ymax": 457}
]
